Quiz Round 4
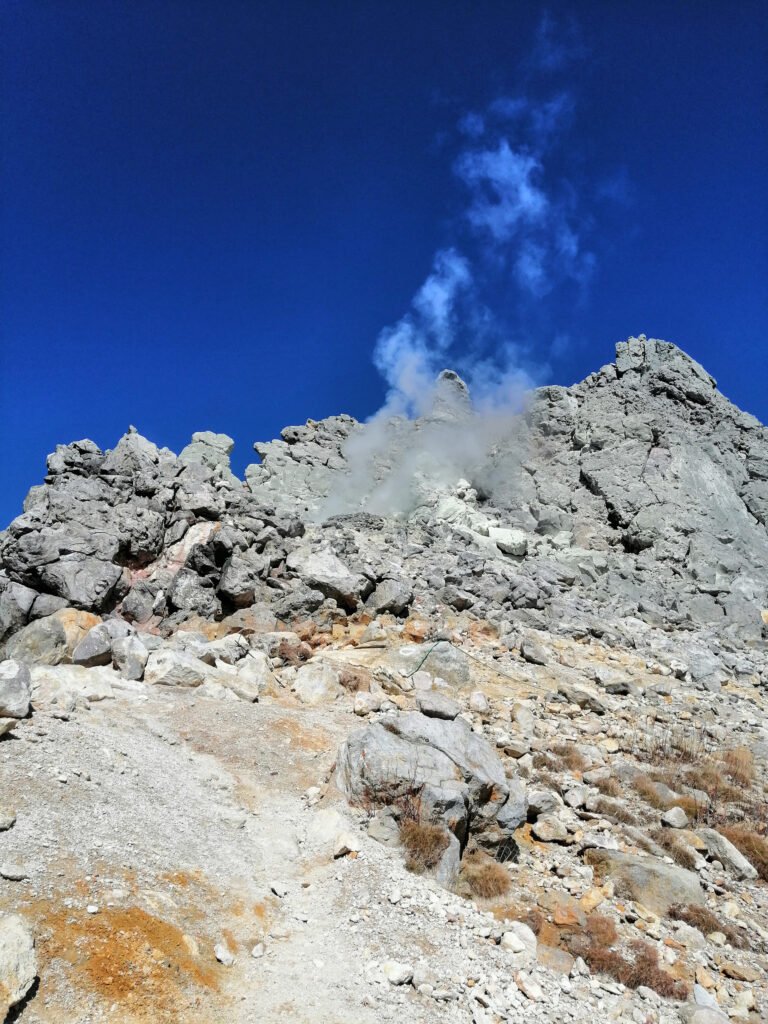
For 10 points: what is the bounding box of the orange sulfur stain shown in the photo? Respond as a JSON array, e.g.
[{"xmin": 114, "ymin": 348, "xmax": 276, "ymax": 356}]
[{"xmin": 40, "ymin": 905, "xmax": 219, "ymax": 1020}]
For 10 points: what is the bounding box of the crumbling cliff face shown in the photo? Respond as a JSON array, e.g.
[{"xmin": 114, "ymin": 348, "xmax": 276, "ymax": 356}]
[
  {"xmin": 2, "ymin": 337, "xmax": 767, "ymax": 657},
  {"xmin": 2, "ymin": 338, "xmax": 768, "ymax": 1024}
]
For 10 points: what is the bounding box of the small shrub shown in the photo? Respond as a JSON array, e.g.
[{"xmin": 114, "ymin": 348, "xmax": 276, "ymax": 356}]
[
  {"xmin": 649, "ymin": 826, "xmax": 699, "ymax": 871},
  {"xmin": 400, "ymin": 820, "xmax": 450, "ymax": 874},
  {"xmin": 551, "ymin": 742, "xmax": 588, "ymax": 773},
  {"xmin": 460, "ymin": 849, "xmax": 511, "ymax": 898},
  {"xmin": 720, "ymin": 747, "xmax": 754, "ymax": 788},
  {"xmin": 623, "ymin": 940, "xmax": 689, "ymax": 999},
  {"xmin": 633, "ymin": 775, "xmax": 667, "ymax": 809},
  {"xmin": 592, "ymin": 796, "xmax": 639, "ymax": 825},
  {"xmin": 593, "ymin": 775, "xmax": 622, "ymax": 797},
  {"xmin": 720, "ymin": 824, "xmax": 768, "ymax": 882},
  {"xmin": 567, "ymin": 916, "xmax": 688, "ymax": 1000},
  {"xmin": 585, "ymin": 913, "xmax": 618, "ymax": 946},
  {"xmin": 668, "ymin": 903, "xmax": 746, "ymax": 949}
]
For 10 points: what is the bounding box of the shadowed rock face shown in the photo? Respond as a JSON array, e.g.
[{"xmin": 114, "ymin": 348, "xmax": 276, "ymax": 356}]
[{"xmin": 1, "ymin": 337, "xmax": 767, "ymax": 661}]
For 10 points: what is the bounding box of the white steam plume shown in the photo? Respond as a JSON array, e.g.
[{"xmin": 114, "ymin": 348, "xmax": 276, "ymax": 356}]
[{"xmin": 322, "ymin": 16, "xmax": 604, "ymax": 519}]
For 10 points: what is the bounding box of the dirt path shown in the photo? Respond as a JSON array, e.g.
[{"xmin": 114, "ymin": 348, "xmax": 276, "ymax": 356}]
[{"xmin": 0, "ymin": 689, "xmax": 384, "ymax": 1023}]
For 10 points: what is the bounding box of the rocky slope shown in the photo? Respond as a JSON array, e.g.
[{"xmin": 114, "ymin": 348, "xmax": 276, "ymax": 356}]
[{"xmin": 0, "ymin": 336, "xmax": 766, "ymax": 1024}]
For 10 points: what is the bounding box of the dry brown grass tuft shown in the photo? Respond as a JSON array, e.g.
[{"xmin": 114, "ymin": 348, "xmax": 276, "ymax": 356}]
[
  {"xmin": 670, "ymin": 794, "xmax": 701, "ymax": 820},
  {"xmin": 399, "ymin": 820, "xmax": 450, "ymax": 874},
  {"xmin": 592, "ymin": 796, "xmax": 639, "ymax": 825},
  {"xmin": 633, "ymin": 775, "xmax": 667, "ymax": 809},
  {"xmin": 682, "ymin": 763, "xmax": 741, "ymax": 807},
  {"xmin": 532, "ymin": 752, "xmax": 561, "ymax": 772},
  {"xmin": 721, "ymin": 747, "xmax": 754, "ymax": 788},
  {"xmin": 585, "ymin": 913, "xmax": 618, "ymax": 946},
  {"xmin": 593, "ymin": 775, "xmax": 622, "ymax": 798},
  {"xmin": 551, "ymin": 742, "xmax": 588, "ymax": 773},
  {"xmin": 649, "ymin": 826, "xmax": 699, "ymax": 871},
  {"xmin": 634, "ymin": 720, "xmax": 708, "ymax": 766},
  {"xmin": 668, "ymin": 904, "xmax": 746, "ymax": 949},
  {"xmin": 460, "ymin": 849, "xmax": 511, "ymax": 899},
  {"xmin": 720, "ymin": 824, "xmax": 768, "ymax": 882},
  {"xmin": 633, "ymin": 774, "xmax": 703, "ymax": 821},
  {"xmin": 568, "ymin": 915, "xmax": 688, "ymax": 1000}
]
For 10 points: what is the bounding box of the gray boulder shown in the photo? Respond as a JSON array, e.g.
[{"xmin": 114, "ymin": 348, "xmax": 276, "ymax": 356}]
[
  {"xmin": 111, "ymin": 636, "xmax": 149, "ymax": 680},
  {"xmin": 697, "ymin": 827, "xmax": 758, "ymax": 880},
  {"xmin": 217, "ymin": 551, "xmax": 269, "ymax": 607},
  {"xmin": 0, "ymin": 661, "xmax": 32, "ymax": 718},
  {"xmin": 72, "ymin": 624, "xmax": 113, "ymax": 667},
  {"xmin": 3, "ymin": 609, "xmax": 101, "ymax": 666},
  {"xmin": 144, "ymin": 648, "xmax": 207, "ymax": 687},
  {"xmin": 585, "ymin": 849, "xmax": 704, "ymax": 916},
  {"xmin": 168, "ymin": 568, "xmax": 220, "ymax": 617},
  {"xmin": 0, "ymin": 914, "xmax": 37, "ymax": 1019},
  {"xmin": 415, "ymin": 691, "xmax": 460, "ymax": 720},
  {"xmin": 293, "ymin": 661, "xmax": 342, "ymax": 705},
  {"xmin": 365, "ymin": 578, "xmax": 413, "ymax": 616},
  {"xmin": 335, "ymin": 711, "xmax": 512, "ymax": 843},
  {"xmin": 393, "ymin": 642, "xmax": 470, "ymax": 688},
  {"xmin": 285, "ymin": 546, "xmax": 370, "ymax": 609}
]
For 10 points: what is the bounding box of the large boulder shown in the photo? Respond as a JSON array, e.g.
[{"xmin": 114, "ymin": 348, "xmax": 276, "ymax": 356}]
[
  {"xmin": 31, "ymin": 664, "xmax": 118, "ymax": 708},
  {"xmin": 365, "ymin": 578, "xmax": 413, "ymax": 616},
  {"xmin": 143, "ymin": 649, "xmax": 207, "ymax": 687},
  {"xmin": 0, "ymin": 914, "xmax": 37, "ymax": 1019},
  {"xmin": 72, "ymin": 623, "xmax": 113, "ymax": 667},
  {"xmin": 392, "ymin": 642, "xmax": 470, "ymax": 688},
  {"xmin": 285, "ymin": 547, "xmax": 370, "ymax": 609},
  {"xmin": 584, "ymin": 849, "xmax": 704, "ymax": 916},
  {"xmin": 3, "ymin": 609, "xmax": 101, "ymax": 665},
  {"xmin": 293, "ymin": 661, "xmax": 343, "ymax": 706},
  {"xmin": 0, "ymin": 660, "xmax": 31, "ymax": 718},
  {"xmin": 217, "ymin": 551, "xmax": 269, "ymax": 607},
  {"xmin": 697, "ymin": 827, "xmax": 758, "ymax": 881},
  {"xmin": 111, "ymin": 636, "xmax": 149, "ymax": 680},
  {"xmin": 335, "ymin": 711, "xmax": 517, "ymax": 844}
]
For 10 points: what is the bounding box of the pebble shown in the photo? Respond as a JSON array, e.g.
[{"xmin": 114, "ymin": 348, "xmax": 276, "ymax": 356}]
[
  {"xmin": 0, "ymin": 862, "xmax": 28, "ymax": 881},
  {"xmin": 382, "ymin": 961, "xmax": 413, "ymax": 985},
  {"xmin": 214, "ymin": 942, "xmax": 235, "ymax": 966}
]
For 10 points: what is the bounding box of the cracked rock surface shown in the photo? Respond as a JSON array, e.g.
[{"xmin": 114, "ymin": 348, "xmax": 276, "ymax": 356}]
[{"xmin": 1, "ymin": 336, "xmax": 767, "ymax": 1024}]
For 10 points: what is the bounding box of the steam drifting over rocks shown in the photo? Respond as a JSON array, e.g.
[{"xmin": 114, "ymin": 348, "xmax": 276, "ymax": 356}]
[{"xmin": 1, "ymin": 336, "xmax": 768, "ymax": 1024}]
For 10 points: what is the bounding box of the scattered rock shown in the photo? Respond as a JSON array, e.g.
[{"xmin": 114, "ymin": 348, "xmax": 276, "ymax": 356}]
[
  {"xmin": 382, "ymin": 961, "xmax": 413, "ymax": 985},
  {"xmin": 0, "ymin": 660, "xmax": 31, "ymax": 718},
  {"xmin": 0, "ymin": 914, "xmax": 37, "ymax": 1018}
]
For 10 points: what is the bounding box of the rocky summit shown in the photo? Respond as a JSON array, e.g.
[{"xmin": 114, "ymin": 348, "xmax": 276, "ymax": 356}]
[{"xmin": 0, "ymin": 336, "xmax": 767, "ymax": 1024}]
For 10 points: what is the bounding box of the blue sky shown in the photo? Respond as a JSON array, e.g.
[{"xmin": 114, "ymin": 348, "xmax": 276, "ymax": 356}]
[{"xmin": 2, "ymin": 2, "xmax": 767, "ymax": 525}]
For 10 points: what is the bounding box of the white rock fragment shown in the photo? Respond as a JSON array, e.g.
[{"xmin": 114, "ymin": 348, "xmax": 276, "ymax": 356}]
[
  {"xmin": 0, "ymin": 914, "xmax": 37, "ymax": 1017},
  {"xmin": 382, "ymin": 960, "xmax": 413, "ymax": 985},
  {"xmin": 214, "ymin": 942, "xmax": 235, "ymax": 966}
]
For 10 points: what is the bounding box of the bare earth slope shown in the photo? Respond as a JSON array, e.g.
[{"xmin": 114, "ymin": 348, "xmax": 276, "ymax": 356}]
[{"xmin": 1, "ymin": 336, "xmax": 767, "ymax": 1024}]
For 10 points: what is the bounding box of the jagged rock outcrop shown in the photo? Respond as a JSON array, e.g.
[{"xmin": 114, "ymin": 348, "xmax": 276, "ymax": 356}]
[{"xmin": 1, "ymin": 338, "xmax": 767, "ymax": 665}]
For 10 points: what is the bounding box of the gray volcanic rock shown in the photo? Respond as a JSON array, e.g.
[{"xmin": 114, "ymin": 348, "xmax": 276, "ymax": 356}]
[
  {"xmin": 1, "ymin": 337, "xmax": 767, "ymax": 661},
  {"xmin": 335, "ymin": 711, "xmax": 516, "ymax": 844},
  {"xmin": 0, "ymin": 660, "xmax": 32, "ymax": 718}
]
